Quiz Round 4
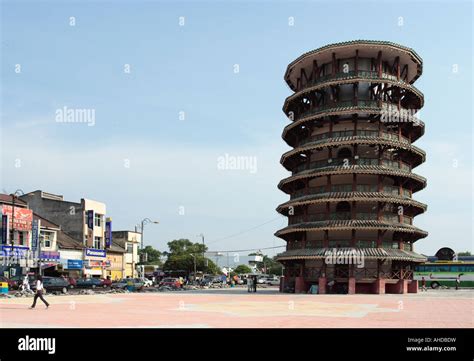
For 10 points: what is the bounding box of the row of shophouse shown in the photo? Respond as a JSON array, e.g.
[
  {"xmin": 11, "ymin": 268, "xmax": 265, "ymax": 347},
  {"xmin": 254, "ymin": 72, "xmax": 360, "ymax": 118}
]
[{"xmin": 0, "ymin": 190, "xmax": 142, "ymax": 280}]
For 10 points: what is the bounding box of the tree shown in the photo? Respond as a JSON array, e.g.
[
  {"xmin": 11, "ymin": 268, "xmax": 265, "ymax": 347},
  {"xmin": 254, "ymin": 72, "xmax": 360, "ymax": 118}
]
[
  {"xmin": 233, "ymin": 264, "xmax": 252, "ymax": 274},
  {"xmin": 204, "ymin": 259, "xmax": 220, "ymax": 275},
  {"xmin": 457, "ymin": 251, "xmax": 472, "ymax": 256},
  {"xmin": 138, "ymin": 245, "xmax": 163, "ymax": 266},
  {"xmin": 264, "ymin": 256, "xmax": 283, "ymax": 275},
  {"xmin": 163, "ymin": 239, "xmax": 219, "ymax": 275}
]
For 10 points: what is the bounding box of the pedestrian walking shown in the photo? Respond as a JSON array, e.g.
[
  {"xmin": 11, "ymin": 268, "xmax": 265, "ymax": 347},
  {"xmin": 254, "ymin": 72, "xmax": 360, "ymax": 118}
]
[
  {"xmin": 253, "ymin": 275, "xmax": 257, "ymax": 293},
  {"xmin": 421, "ymin": 276, "xmax": 427, "ymax": 292},
  {"xmin": 29, "ymin": 275, "xmax": 49, "ymax": 309},
  {"xmin": 455, "ymin": 276, "xmax": 460, "ymax": 290}
]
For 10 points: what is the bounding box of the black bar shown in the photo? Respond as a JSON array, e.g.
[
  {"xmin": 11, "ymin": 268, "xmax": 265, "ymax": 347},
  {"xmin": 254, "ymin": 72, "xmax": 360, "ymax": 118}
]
[{"xmin": 0, "ymin": 328, "xmax": 471, "ymax": 360}]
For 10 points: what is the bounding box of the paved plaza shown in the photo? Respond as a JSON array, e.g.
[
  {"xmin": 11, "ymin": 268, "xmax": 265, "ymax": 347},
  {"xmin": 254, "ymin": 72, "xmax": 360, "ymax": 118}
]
[{"xmin": 0, "ymin": 288, "xmax": 472, "ymax": 328}]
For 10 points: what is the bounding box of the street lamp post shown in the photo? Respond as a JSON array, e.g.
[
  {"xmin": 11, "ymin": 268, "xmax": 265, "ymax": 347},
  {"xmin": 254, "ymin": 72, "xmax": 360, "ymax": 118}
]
[
  {"xmin": 137, "ymin": 218, "xmax": 159, "ymax": 277},
  {"xmin": 139, "ymin": 218, "xmax": 159, "ymax": 251},
  {"xmin": 9, "ymin": 189, "xmax": 24, "ymax": 247},
  {"xmin": 190, "ymin": 253, "xmax": 197, "ymax": 283},
  {"xmin": 8, "ymin": 190, "xmax": 24, "ymax": 272},
  {"xmin": 197, "ymin": 233, "xmax": 206, "ymax": 268}
]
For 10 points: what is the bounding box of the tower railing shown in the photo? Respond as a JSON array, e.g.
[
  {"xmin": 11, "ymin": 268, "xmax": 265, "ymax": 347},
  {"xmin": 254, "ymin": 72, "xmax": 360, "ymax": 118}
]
[
  {"xmin": 293, "ymin": 101, "xmax": 422, "ymax": 126},
  {"xmin": 294, "ymin": 70, "xmax": 419, "ymax": 94},
  {"xmin": 298, "ymin": 129, "xmax": 410, "ymax": 147},
  {"xmin": 289, "ymin": 184, "xmax": 412, "ymax": 199},
  {"xmin": 288, "ymin": 212, "xmax": 413, "ymax": 225},
  {"xmin": 292, "ymin": 157, "xmax": 412, "ymax": 175}
]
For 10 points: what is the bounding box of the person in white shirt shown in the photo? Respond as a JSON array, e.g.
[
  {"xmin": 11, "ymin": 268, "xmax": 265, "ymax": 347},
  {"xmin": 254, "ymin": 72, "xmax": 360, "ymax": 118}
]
[
  {"xmin": 29, "ymin": 275, "xmax": 49, "ymax": 309},
  {"xmin": 21, "ymin": 275, "xmax": 33, "ymax": 294}
]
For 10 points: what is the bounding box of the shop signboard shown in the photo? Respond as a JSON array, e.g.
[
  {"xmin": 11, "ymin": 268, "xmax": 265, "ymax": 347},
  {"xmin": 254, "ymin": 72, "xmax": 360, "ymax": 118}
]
[
  {"xmin": 67, "ymin": 259, "xmax": 83, "ymax": 269},
  {"xmin": 85, "ymin": 248, "xmax": 106, "ymax": 258},
  {"xmin": 31, "ymin": 219, "xmax": 40, "ymax": 252},
  {"xmin": 1, "ymin": 206, "xmax": 33, "ymax": 231},
  {"xmin": 1, "ymin": 214, "xmax": 8, "ymax": 244},
  {"xmin": 0, "ymin": 245, "xmax": 29, "ymax": 258},
  {"xmin": 105, "ymin": 218, "xmax": 112, "ymax": 248},
  {"xmin": 40, "ymin": 251, "xmax": 60, "ymax": 260},
  {"xmin": 87, "ymin": 210, "xmax": 94, "ymax": 230},
  {"xmin": 86, "ymin": 259, "xmax": 110, "ymax": 268}
]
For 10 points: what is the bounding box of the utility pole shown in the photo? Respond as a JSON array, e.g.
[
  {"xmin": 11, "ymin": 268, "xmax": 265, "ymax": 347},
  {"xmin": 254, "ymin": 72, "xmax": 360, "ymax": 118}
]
[
  {"xmin": 38, "ymin": 230, "xmax": 42, "ymax": 276},
  {"xmin": 137, "ymin": 218, "xmax": 159, "ymax": 278},
  {"xmin": 10, "ymin": 193, "xmax": 15, "ymax": 247},
  {"xmin": 139, "ymin": 218, "xmax": 159, "ymax": 251},
  {"xmin": 190, "ymin": 254, "xmax": 197, "ymax": 283},
  {"xmin": 198, "ymin": 233, "xmax": 207, "ymax": 269},
  {"xmin": 9, "ymin": 190, "xmax": 24, "ymax": 273},
  {"xmin": 198, "ymin": 233, "xmax": 205, "ymax": 257}
]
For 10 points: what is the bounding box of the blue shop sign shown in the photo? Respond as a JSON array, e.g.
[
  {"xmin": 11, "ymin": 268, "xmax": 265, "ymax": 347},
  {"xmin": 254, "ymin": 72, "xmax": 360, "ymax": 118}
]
[
  {"xmin": 31, "ymin": 219, "xmax": 40, "ymax": 251},
  {"xmin": 85, "ymin": 248, "xmax": 106, "ymax": 258},
  {"xmin": 87, "ymin": 210, "xmax": 94, "ymax": 230},
  {"xmin": 105, "ymin": 219, "xmax": 112, "ymax": 249},
  {"xmin": 1, "ymin": 245, "xmax": 29, "ymax": 258},
  {"xmin": 67, "ymin": 259, "xmax": 83, "ymax": 269},
  {"xmin": 40, "ymin": 251, "xmax": 60, "ymax": 260}
]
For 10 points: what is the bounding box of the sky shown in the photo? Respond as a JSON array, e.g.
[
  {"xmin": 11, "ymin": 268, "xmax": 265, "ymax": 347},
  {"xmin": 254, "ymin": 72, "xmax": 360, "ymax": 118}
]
[{"xmin": 1, "ymin": 0, "xmax": 472, "ymax": 257}]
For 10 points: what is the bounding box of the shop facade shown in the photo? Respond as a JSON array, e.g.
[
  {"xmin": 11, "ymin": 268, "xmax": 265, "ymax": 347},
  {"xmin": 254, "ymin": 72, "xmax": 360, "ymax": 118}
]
[
  {"xmin": 0, "ymin": 194, "xmax": 34, "ymax": 277},
  {"xmin": 106, "ymin": 245, "xmax": 125, "ymax": 281},
  {"xmin": 84, "ymin": 248, "xmax": 108, "ymax": 278},
  {"xmin": 58, "ymin": 249, "xmax": 84, "ymax": 278},
  {"xmin": 112, "ymin": 231, "xmax": 140, "ymax": 278}
]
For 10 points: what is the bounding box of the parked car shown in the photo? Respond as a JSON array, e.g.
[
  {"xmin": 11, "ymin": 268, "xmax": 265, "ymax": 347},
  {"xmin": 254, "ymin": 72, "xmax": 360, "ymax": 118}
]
[
  {"xmin": 264, "ymin": 277, "xmax": 280, "ymax": 286},
  {"xmin": 75, "ymin": 278, "xmax": 103, "ymax": 289},
  {"xmin": 31, "ymin": 276, "xmax": 71, "ymax": 294},
  {"xmin": 100, "ymin": 278, "xmax": 113, "ymax": 288},
  {"xmin": 66, "ymin": 277, "xmax": 77, "ymax": 288},
  {"xmin": 55, "ymin": 276, "xmax": 77, "ymax": 289},
  {"xmin": 111, "ymin": 278, "xmax": 144, "ymax": 290},
  {"xmin": 139, "ymin": 278, "xmax": 153, "ymax": 287},
  {"xmin": 0, "ymin": 276, "xmax": 18, "ymax": 290},
  {"xmin": 213, "ymin": 277, "xmax": 225, "ymax": 285},
  {"xmin": 198, "ymin": 276, "xmax": 223, "ymax": 287},
  {"xmin": 199, "ymin": 277, "xmax": 213, "ymax": 287},
  {"xmin": 159, "ymin": 278, "xmax": 181, "ymax": 289}
]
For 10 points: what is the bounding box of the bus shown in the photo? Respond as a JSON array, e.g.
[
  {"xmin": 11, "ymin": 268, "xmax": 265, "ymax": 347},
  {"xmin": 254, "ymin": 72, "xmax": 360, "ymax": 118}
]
[{"xmin": 414, "ymin": 261, "xmax": 474, "ymax": 289}]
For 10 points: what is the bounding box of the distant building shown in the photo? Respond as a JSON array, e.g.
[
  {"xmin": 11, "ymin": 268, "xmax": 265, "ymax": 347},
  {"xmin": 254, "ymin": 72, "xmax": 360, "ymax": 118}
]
[
  {"xmin": 33, "ymin": 214, "xmax": 61, "ymax": 275},
  {"xmin": 112, "ymin": 231, "xmax": 141, "ymax": 278},
  {"xmin": 32, "ymin": 213, "xmax": 85, "ymax": 278},
  {"xmin": 106, "ymin": 243, "xmax": 126, "ymax": 281},
  {"xmin": 56, "ymin": 231, "xmax": 85, "ymax": 278},
  {"xmin": 20, "ymin": 190, "xmax": 109, "ymax": 278},
  {"xmin": 0, "ymin": 193, "xmax": 34, "ymax": 277},
  {"xmin": 209, "ymin": 254, "xmax": 264, "ymax": 273}
]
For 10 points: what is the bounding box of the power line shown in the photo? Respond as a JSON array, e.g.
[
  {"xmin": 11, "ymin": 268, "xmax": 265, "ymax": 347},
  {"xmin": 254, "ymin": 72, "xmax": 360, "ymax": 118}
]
[
  {"xmin": 208, "ymin": 245, "xmax": 285, "ymax": 254},
  {"xmin": 206, "ymin": 216, "xmax": 284, "ymax": 246}
]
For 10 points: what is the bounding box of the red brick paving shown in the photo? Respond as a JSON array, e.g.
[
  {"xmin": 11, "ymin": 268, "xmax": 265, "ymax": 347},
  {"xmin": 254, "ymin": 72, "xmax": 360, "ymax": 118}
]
[{"xmin": 0, "ymin": 289, "xmax": 472, "ymax": 328}]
